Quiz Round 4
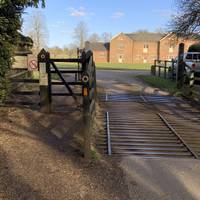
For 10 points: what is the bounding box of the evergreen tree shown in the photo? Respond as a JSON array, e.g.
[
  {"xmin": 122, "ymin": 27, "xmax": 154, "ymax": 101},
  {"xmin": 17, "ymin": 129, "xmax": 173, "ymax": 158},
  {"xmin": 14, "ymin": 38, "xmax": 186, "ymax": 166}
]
[{"xmin": 0, "ymin": 0, "xmax": 45, "ymax": 102}]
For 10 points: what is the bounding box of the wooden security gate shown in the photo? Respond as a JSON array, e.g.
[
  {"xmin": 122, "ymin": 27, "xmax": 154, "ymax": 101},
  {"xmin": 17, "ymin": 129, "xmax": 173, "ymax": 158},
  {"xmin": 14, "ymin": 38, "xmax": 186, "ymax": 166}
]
[
  {"xmin": 6, "ymin": 49, "xmax": 97, "ymax": 159},
  {"xmin": 38, "ymin": 49, "xmax": 97, "ymax": 113}
]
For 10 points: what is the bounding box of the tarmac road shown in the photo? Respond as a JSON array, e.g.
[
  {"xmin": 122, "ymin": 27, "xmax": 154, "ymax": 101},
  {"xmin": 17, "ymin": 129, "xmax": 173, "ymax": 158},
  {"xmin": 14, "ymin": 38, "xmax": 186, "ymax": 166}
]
[{"xmin": 97, "ymin": 69, "xmax": 200, "ymax": 200}]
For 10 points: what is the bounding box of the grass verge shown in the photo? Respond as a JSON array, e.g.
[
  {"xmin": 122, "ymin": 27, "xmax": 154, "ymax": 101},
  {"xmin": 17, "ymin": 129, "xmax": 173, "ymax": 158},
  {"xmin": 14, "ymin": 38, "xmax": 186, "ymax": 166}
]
[
  {"xmin": 137, "ymin": 75, "xmax": 181, "ymax": 96},
  {"xmin": 55, "ymin": 62, "xmax": 151, "ymax": 70},
  {"xmin": 96, "ymin": 63, "xmax": 151, "ymax": 70}
]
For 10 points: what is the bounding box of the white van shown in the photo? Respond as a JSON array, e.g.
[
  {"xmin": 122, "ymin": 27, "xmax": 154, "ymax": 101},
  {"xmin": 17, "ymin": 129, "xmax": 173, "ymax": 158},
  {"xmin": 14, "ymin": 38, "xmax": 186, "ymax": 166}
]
[{"xmin": 172, "ymin": 52, "xmax": 200, "ymax": 77}]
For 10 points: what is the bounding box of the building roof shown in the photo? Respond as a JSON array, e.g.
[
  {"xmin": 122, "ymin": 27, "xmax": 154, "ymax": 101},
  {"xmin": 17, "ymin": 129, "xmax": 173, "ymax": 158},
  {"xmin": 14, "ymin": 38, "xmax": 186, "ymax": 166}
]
[
  {"xmin": 125, "ymin": 32, "xmax": 166, "ymax": 42},
  {"xmin": 85, "ymin": 41, "xmax": 109, "ymax": 51},
  {"xmin": 18, "ymin": 32, "xmax": 33, "ymax": 46},
  {"xmin": 15, "ymin": 33, "xmax": 33, "ymax": 55}
]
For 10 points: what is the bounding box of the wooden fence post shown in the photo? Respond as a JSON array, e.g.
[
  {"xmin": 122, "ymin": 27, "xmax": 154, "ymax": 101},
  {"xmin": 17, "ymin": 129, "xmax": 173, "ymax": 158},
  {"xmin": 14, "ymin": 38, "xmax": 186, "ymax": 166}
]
[
  {"xmin": 158, "ymin": 65, "xmax": 161, "ymax": 77},
  {"xmin": 177, "ymin": 43, "xmax": 185, "ymax": 88},
  {"xmin": 151, "ymin": 62, "xmax": 156, "ymax": 76},
  {"xmin": 155, "ymin": 60, "xmax": 157, "ymax": 76},
  {"xmin": 81, "ymin": 50, "xmax": 97, "ymax": 160},
  {"xmin": 81, "ymin": 51, "xmax": 91, "ymax": 160},
  {"xmin": 164, "ymin": 61, "xmax": 167, "ymax": 79},
  {"xmin": 172, "ymin": 60, "xmax": 175, "ymax": 80},
  {"xmin": 38, "ymin": 49, "xmax": 51, "ymax": 113},
  {"xmin": 93, "ymin": 63, "xmax": 97, "ymax": 100},
  {"xmin": 83, "ymin": 93, "xmax": 91, "ymax": 160}
]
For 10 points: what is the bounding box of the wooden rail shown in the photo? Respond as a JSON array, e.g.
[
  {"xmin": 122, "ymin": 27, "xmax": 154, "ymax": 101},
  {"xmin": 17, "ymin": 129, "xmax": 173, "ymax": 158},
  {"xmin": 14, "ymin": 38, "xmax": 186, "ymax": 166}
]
[
  {"xmin": 151, "ymin": 60, "xmax": 175, "ymax": 80},
  {"xmin": 6, "ymin": 69, "xmax": 40, "ymax": 106},
  {"xmin": 9, "ymin": 69, "xmax": 30, "ymax": 91}
]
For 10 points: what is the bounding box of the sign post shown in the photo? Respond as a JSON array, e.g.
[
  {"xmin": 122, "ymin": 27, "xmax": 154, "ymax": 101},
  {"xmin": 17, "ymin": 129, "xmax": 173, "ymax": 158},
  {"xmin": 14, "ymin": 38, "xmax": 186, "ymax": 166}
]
[
  {"xmin": 38, "ymin": 49, "xmax": 51, "ymax": 113},
  {"xmin": 28, "ymin": 60, "xmax": 38, "ymax": 71},
  {"xmin": 177, "ymin": 43, "xmax": 185, "ymax": 88}
]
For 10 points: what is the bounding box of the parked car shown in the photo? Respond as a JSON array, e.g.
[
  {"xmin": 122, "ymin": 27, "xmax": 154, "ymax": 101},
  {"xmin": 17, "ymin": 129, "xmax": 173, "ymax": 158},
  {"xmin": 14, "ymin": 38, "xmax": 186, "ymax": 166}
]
[{"xmin": 169, "ymin": 52, "xmax": 200, "ymax": 82}]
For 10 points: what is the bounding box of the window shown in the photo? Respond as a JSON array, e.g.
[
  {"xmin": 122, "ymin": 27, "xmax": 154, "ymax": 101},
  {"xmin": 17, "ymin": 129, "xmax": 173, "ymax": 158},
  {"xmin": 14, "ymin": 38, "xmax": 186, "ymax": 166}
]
[
  {"xmin": 99, "ymin": 52, "xmax": 106, "ymax": 58},
  {"xmin": 169, "ymin": 43, "xmax": 174, "ymax": 53},
  {"xmin": 169, "ymin": 45, "xmax": 174, "ymax": 53},
  {"xmin": 143, "ymin": 44, "xmax": 149, "ymax": 53},
  {"xmin": 193, "ymin": 54, "xmax": 200, "ymax": 60},
  {"xmin": 169, "ymin": 41, "xmax": 175, "ymax": 53},
  {"xmin": 168, "ymin": 55, "xmax": 174, "ymax": 60},
  {"xmin": 118, "ymin": 42, "xmax": 124, "ymax": 50},
  {"xmin": 169, "ymin": 48, "xmax": 174, "ymax": 53},
  {"xmin": 185, "ymin": 54, "xmax": 192, "ymax": 60},
  {"xmin": 117, "ymin": 54, "xmax": 124, "ymax": 63},
  {"xmin": 118, "ymin": 36, "xmax": 124, "ymax": 41},
  {"xmin": 118, "ymin": 54, "xmax": 124, "ymax": 59}
]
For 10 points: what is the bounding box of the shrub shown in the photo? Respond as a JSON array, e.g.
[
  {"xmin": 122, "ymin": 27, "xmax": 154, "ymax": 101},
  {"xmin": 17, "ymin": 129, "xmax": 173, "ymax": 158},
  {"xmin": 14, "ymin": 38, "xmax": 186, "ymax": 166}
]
[
  {"xmin": 0, "ymin": 0, "xmax": 44, "ymax": 103},
  {"xmin": 188, "ymin": 43, "xmax": 200, "ymax": 52}
]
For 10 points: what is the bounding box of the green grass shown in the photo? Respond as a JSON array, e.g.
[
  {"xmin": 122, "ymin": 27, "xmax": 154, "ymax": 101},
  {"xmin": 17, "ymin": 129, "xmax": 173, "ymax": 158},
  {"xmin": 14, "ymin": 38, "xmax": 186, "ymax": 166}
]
[
  {"xmin": 55, "ymin": 62, "xmax": 79, "ymax": 68},
  {"xmin": 95, "ymin": 63, "xmax": 151, "ymax": 70},
  {"xmin": 137, "ymin": 75, "xmax": 180, "ymax": 95},
  {"xmin": 55, "ymin": 62, "xmax": 151, "ymax": 70}
]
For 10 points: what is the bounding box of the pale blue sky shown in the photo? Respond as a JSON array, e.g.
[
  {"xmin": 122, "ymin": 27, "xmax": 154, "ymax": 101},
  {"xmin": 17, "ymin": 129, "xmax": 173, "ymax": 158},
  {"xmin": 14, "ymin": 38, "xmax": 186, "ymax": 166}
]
[{"xmin": 22, "ymin": 0, "xmax": 176, "ymax": 47}]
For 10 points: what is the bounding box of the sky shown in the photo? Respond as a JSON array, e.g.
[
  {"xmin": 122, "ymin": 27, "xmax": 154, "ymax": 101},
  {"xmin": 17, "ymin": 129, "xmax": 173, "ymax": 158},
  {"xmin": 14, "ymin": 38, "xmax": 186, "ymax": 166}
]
[{"xmin": 22, "ymin": 0, "xmax": 176, "ymax": 48}]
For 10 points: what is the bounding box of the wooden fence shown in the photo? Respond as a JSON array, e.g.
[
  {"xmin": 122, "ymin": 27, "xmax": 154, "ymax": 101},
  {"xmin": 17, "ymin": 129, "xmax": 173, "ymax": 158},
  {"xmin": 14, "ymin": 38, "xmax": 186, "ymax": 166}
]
[
  {"xmin": 151, "ymin": 43, "xmax": 200, "ymax": 102},
  {"xmin": 151, "ymin": 60, "xmax": 176, "ymax": 80},
  {"xmin": 37, "ymin": 48, "xmax": 97, "ymax": 159},
  {"xmin": 7, "ymin": 69, "xmax": 39, "ymax": 106},
  {"xmin": 5, "ymin": 49, "xmax": 97, "ymax": 159}
]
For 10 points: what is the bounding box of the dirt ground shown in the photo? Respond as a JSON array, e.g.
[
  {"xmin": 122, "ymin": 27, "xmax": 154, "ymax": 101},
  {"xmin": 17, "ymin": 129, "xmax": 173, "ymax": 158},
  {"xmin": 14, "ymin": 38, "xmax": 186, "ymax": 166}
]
[
  {"xmin": 0, "ymin": 105, "xmax": 131, "ymax": 200},
  {"xmin": 0, "ymin": 70, "xmax": 134, "ymax": 200},
  {"xmin": 1, "ymin": 69, "xmax": 200, "ymax": 200}
]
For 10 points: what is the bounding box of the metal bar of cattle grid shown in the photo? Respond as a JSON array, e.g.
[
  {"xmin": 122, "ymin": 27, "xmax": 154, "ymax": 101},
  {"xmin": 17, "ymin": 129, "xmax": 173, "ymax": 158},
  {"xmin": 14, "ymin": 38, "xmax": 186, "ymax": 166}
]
[
  {"xmin": 106, "ymin": 111, "xmax": 112, "ymax": 156},
  {"xmin": 106, "ymin": 92, "xmax": 108, "ymax": 101},
  {"xmin": 158, "ymin": 113, "xmax": 198, "ymax": 159},
  {"xmin": 140, "ymin": 95, "xmax": 148, "ymax": 103}
]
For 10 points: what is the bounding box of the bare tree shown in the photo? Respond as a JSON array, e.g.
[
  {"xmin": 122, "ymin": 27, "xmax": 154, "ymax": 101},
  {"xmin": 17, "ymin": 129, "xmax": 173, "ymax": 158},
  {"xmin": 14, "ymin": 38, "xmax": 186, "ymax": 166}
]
[
  {"xmin": 68, "ymin": 43, "xmax": 78, "ymax": 58},
  {"xmin": 101, "ymin": 32, "xmax": 112, "ymax": 43},
  {"xmin": 136, "ymin": 29, "xmax": 149, "ymax": 33},
  {"xmin": 73, "ymin": 21, "xmax": 88, "ymax": 48},
  {"xmin": 155, "ymin": 27, "xmax": 166, "ymax": 34},
  {"xmin": 170, "ymin": 0, "xmax": 200, "ymax": 38},
  {"xmin": 88, "ymin": 33, "xmax": 100, "ymax": 43},
  {"xmin": 48, "ymin": 46, "xmax": 65, "ymax": 58},
  {"xmin": 25, "ymin": 11, "xmax": 48, "ymax": 55}
]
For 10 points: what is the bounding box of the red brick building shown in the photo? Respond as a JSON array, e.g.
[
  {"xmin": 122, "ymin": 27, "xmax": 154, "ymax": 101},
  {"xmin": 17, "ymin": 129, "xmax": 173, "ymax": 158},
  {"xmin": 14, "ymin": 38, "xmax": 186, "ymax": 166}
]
[
  {"xmin": 87, "ymin": 32, "xmax": 197, "ymax": 64},
  {"xmin": 110, "ymin": 32, "xmax": 197, "ymax": 64},
  {"xmin": 159, "ymin": 33, "xmax": 197, "ymax": 61},
  {"xmin": 85, "ymin": 41, "xmax": 109, "ymax": 63},
  {"xmin": 110, "ymin": 32, "xmax": 164, "ymax": 64}
]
